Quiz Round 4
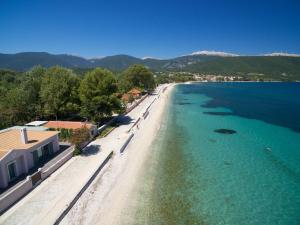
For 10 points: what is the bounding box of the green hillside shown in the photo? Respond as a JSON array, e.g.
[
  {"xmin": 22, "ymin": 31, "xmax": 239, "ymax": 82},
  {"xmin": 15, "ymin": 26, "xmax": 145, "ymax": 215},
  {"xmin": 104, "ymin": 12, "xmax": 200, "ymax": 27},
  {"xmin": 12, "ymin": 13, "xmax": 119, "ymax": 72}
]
[
  {"xmin": 184, "ymin": 56, "xmax": 300, "ymax": 80},
  {"xmin": 0, "ymin": 52, "xmax": 300, "ymax": 80}
]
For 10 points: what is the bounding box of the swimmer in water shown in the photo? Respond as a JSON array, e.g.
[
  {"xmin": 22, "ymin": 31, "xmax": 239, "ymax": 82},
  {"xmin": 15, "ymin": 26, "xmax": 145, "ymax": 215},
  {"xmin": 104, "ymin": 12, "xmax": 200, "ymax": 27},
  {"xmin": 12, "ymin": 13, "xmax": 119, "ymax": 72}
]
[{"xmin": 265, "ymin": 147, "xmax": 272, "ymax": 152}]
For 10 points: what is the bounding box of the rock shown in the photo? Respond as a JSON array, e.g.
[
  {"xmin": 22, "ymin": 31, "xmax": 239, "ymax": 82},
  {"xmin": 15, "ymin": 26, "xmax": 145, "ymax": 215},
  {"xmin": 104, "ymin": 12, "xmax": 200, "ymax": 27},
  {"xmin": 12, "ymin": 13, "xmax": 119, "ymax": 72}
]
[{"xmin": 214, "ymin": 129, "xmax": 237, "ymax": 134}]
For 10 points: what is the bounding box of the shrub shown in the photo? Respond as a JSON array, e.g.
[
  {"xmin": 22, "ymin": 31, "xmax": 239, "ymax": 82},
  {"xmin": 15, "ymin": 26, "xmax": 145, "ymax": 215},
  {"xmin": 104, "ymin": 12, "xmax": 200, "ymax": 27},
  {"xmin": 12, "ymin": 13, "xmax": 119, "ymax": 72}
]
[{"xmin": 70, "ymin": 126, "xmax": 90, "ymax": 155}]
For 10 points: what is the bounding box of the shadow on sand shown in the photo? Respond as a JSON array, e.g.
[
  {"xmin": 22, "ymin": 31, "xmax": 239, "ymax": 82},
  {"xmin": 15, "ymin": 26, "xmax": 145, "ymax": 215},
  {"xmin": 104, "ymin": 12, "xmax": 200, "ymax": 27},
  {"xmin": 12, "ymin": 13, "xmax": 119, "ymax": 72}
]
[
  {"xmin": 82, "ymin": 145, "xmax": 101, "ymax": 156},
  {"xmin": 116, "ymin": 115, "xmax": 134, "ymax": 125}
]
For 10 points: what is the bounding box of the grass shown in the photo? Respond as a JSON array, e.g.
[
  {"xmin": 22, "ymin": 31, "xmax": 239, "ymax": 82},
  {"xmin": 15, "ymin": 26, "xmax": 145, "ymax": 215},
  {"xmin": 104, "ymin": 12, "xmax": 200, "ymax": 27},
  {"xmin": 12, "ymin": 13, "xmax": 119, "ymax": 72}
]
[{"xmin": 98, "ymin": 122, "xmax": 120, "ymax": 138}]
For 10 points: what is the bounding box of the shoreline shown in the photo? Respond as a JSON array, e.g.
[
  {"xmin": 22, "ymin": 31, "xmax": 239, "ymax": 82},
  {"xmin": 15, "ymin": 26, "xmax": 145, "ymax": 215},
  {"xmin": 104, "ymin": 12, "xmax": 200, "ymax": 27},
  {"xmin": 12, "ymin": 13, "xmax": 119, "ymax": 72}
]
[{"xmin": 61, "ymin": 84, "xmax": 175, "ymax": 225}]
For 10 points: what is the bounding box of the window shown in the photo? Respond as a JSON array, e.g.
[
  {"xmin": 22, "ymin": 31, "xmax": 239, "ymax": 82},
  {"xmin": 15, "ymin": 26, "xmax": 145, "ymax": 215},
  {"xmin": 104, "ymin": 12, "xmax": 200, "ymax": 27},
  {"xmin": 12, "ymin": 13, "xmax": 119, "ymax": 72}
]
[
  {"xmin": 7, "ymin": 162, "xmax": 17, "ymax": 181},
  {"xmin": 32, "ymin": 150, "xmax": 39, "ymax": 166}
]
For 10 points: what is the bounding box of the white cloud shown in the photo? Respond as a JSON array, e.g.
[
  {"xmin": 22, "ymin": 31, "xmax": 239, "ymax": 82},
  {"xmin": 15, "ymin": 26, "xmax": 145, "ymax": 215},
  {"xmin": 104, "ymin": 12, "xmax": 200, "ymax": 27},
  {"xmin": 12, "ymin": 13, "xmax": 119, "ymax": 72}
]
[
  {"xmin": 264, "ymin": 52, "xmax": 300, "ymax": 57},
  {"xmin": 189, "ymin": 50, "xmax": 239, "ymax": 57},
  {"xmin": 88, "ymin": 56, "xmax": 105, "ymax": 61},
  {"xmin": 142, "ymin": 56, "xmax": 161, "ymax": 60}
]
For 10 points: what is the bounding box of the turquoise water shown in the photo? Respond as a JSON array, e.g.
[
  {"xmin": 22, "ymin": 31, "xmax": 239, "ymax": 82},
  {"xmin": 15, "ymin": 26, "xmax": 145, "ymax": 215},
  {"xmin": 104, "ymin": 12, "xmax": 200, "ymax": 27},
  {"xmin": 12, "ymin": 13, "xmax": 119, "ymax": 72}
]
[{"xmin": 133, "ymin": 83, "xmax": 300, "ymax": 225}]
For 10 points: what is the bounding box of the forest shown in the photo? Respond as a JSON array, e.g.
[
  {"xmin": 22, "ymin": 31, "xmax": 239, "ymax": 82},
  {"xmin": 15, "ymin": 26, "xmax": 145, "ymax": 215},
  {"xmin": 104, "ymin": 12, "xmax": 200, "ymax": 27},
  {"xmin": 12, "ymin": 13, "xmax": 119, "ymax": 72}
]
[{"xmin": 0, "ymin": 64, "xmax": 161, "ymax": 129}]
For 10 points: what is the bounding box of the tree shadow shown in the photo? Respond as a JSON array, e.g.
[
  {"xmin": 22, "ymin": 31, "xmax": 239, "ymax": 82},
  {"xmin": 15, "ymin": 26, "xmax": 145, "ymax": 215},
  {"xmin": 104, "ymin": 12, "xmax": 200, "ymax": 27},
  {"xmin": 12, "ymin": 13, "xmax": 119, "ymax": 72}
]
[
  {"xmin": 82, "ymin": 144, "xmax": 100, "ymax": 156},
  {"xmin": 116, "ymin": 115, "xmax": 134, "ymax": 125}
]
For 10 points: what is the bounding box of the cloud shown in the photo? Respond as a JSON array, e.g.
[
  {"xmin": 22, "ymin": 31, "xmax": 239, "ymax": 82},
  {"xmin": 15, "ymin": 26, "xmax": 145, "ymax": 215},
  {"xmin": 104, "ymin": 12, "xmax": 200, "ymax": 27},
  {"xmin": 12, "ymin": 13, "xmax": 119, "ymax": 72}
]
[
  {"xmin": 189, "ymin": 50, "xmax": 239, "ymax": 57},
  {"xmin": 264, "ymin": 52, "xmax": 300, "ymax": 57},
  {"xmin": 142, "ymin": 56, "xmax": 161, "ymax": 60}
]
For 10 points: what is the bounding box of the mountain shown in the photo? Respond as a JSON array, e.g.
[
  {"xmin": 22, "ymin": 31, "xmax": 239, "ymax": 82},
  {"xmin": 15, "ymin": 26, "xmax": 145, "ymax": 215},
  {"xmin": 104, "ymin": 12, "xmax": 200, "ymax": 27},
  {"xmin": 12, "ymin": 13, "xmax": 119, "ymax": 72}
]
[
  {"xmin": 91, "ymin": 55, "xmax": 142, "ymax": 71},
  {"xmin": 0, "ymin": 51, "xmax": 300, "ymax": 80},
  {"xmin": 0, "ymin": 52, "xmax": 91, "ymax": 71}
]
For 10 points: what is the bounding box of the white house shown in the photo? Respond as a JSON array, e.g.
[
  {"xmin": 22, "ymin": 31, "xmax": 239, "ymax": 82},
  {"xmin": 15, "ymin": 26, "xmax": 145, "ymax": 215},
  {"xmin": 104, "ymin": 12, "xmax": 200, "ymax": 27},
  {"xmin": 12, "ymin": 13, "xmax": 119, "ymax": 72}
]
[{"xmin": 0, "ymin": 128, "xmax": 59, "ymax": 188}]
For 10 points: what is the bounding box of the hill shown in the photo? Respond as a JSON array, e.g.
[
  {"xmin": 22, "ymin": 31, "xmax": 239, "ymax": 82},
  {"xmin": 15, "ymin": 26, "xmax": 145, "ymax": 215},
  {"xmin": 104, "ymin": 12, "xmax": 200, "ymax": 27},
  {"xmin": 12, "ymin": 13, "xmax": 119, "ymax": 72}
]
[
  {"xmin": 0, "ymin": 52, "xmax": 299, "ymax": 80},
  {"xmin": 184, "ymin": 56, "xmax": 300, "ymax": 80}
]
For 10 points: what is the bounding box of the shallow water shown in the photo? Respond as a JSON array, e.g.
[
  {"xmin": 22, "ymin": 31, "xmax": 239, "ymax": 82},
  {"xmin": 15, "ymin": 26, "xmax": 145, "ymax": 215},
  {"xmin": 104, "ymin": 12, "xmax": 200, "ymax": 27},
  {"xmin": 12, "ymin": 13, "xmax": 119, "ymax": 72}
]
[{"xmin": 133, "ymin": 83, "xmax": 300, "ymax": 225}]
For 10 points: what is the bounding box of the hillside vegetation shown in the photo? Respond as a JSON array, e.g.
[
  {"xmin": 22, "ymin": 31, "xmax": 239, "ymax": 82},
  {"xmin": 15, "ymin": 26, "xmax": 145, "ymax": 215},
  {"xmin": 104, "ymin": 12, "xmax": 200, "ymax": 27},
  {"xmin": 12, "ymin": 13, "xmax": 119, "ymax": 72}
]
[{"xmin": 0, "ymin": 52, "xmax": 300, "ymax": 80}]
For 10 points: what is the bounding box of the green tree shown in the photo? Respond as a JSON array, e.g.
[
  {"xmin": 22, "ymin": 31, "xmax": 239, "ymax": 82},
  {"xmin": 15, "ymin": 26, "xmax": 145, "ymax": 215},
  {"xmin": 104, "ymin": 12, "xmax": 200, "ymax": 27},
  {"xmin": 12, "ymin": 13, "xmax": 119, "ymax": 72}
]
[
  {"xmin": 22, "ymin": 66, "xmax": 46, "ymax": 119},
  {"xmin": 40, "ymin": 66, "xmax": 80, "ymax": 120},
  {"xmin": 0, "ymin": 88, "xmax": 32, "ymax": 126},
  {"xmin": 79, "ymin": 68, "xmax": 122, "ymax": 122},
  {"xmin": 120, "ymin": 64, "xmax": 155, "ymax": 92}
]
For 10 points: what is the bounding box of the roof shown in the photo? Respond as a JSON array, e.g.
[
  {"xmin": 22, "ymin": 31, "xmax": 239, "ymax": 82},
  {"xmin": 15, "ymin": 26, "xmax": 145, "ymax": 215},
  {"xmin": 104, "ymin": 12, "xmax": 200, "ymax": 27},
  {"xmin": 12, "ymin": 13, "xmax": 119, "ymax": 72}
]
[
  {"xmin": 44, "ymin": 121, "xmax": 94, "ymax": 130},
  {"xmin": 0, "ymin": 151, "xmax": 8, "ymax": 159},
  {"xmin": 122, "ymin": 93, "xmax": 130, "ymax": 101},
  {"xmin": 128, "ymin": 88, "xmax": 141, "ymax": 95},
  {"xmin": 0, "ymin": 129, "xmax": 59, "ymax": 156},
  {"xmin": 0, "ymin": 126, "xmax": 48, "ymax": 133},
  {"xmin": 25, "ymin": 121, "xmax": 48, "ymax": 126}
]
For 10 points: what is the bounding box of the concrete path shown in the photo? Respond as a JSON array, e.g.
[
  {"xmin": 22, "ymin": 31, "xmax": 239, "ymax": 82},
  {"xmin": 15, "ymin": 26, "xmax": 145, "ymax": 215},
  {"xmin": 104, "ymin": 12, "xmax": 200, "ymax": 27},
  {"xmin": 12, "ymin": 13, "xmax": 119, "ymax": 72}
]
[{"xmin": 0, "ymin": 90, "xmax": 160, "ymax": 225}]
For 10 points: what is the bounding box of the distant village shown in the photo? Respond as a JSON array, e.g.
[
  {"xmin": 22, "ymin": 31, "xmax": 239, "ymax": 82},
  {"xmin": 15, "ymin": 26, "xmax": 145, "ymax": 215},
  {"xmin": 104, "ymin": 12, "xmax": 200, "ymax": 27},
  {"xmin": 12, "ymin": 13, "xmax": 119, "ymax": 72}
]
[{"xmin": 155, "ymin": 71, "xmax": 270, "ymax": 82}]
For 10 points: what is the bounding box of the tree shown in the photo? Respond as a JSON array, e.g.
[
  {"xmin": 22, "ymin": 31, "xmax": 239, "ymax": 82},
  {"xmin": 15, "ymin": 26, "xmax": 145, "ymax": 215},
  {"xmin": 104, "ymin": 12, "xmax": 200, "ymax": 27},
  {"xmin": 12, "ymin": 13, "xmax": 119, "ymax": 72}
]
[
  {"xmin": 79, "ymin": 68, "xmax": 122, "ymax": 122},
  {"xmin": 0, "ymin": 88, "xmax": 32, "ymax": 126},
  {"xmin": 70, "ymin": 127, "xmax": 91, "ymax": 155},
  {"xmin": 40, "ymin": 66, "xmax": 80, "ymax": 120},
  {"xmin": 120, "ymin": 64, "xmax": 155, "ymax": 92},
  {"xmin": 22, "ymin": 66, "xmax": 46, "ymax": 119}
]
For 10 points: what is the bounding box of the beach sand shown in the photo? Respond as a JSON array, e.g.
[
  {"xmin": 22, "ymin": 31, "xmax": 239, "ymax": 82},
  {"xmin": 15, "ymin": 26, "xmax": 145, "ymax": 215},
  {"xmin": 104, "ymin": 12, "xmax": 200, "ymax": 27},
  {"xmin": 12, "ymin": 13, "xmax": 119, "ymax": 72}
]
[{"xmin": 60, "ymin": 84, "xmax": 174, "ymax": 225}]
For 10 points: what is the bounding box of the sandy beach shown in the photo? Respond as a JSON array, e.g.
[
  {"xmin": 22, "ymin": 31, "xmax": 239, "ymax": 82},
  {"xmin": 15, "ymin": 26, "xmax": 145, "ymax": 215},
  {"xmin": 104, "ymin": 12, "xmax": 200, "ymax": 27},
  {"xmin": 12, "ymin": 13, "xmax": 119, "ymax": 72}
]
[{"xmin": 60, "ymin": 84, "xmax": 174, "ymax": 225}]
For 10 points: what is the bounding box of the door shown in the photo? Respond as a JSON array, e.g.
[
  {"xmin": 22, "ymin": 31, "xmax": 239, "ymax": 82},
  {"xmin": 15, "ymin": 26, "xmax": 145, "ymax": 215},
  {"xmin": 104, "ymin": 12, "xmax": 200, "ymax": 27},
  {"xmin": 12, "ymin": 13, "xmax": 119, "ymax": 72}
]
[
  {"xmin": 32, "ymin": 150, "xmax": 39, "ymax": 167},
  {"xmin": 42, "ymin": 144, "xmax": 50, "ymax": 158},
  {"xmin": 48, "ymin": 142, "xmax": 54, "ymax": 155},
  {"xmin": 8, "ymin": 162, "xmax": 16, "ymax": 181}
]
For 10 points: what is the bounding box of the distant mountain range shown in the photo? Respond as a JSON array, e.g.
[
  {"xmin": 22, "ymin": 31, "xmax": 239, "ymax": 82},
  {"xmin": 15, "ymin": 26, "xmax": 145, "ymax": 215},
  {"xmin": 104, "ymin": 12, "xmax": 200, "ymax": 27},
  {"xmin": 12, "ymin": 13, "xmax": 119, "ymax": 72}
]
[{"xmin": 0, "ymin": 51, "xmax": 300, "ymax": 80}]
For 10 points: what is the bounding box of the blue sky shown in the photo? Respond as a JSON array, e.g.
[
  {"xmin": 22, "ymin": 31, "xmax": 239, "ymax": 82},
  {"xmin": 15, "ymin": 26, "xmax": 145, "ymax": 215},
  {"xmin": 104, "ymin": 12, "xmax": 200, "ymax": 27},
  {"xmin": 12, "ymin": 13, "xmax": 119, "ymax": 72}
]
[{"xmin": 0, "ymin": 0, "xmax": 299, "ymax": 58}]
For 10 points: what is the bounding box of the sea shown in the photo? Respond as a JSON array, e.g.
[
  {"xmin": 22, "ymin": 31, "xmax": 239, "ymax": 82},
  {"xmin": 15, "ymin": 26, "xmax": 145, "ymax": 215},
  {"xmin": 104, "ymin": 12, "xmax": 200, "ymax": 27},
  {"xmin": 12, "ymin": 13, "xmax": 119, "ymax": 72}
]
[{"xmin": 130, "ymin": 82, "xmax": 300, "ymax": 225}]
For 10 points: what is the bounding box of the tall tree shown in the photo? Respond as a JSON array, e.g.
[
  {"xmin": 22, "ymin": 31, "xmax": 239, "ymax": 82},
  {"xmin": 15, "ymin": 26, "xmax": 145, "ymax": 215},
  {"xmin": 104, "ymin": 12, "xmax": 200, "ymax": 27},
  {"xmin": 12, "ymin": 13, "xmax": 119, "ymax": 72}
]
[
  {"xmin": 79, "ymin": 68, "xmax": 122, "ymax": 122},
  {"xmin": 40, "ymin": 66, "xmax": 80, "ymax": 120},
  {"xmin": 22, "ymin": 66, "xmax": 46, "ymax": 119},
  {"xmin": 120, "ymin": 64, "xmax": 155, "ymax": 92},
  {"xmin": 0, "ymin": 88, "xmax": 32, "ymax": 126},
  {"xmin": 0, "ymin": 70, "xmax": 31, "ymax": 128}
]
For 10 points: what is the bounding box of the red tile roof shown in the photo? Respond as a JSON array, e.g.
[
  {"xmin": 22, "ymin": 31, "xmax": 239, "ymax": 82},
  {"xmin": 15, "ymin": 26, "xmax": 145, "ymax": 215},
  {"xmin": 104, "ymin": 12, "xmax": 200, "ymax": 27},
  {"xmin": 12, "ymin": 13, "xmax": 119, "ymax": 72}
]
[
  {"xmin": 44, "ymin": 121, "xmax": 94, "ymax": 130},
  {"xmin": 128, "ymin": 88, "xmax": 141, "ymax": 95}
]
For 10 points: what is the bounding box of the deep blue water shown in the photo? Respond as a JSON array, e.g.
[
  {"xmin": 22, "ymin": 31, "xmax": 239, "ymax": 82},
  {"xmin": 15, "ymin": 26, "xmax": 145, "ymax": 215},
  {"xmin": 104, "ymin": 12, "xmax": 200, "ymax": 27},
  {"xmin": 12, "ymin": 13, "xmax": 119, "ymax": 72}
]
[
  {"xmin": 134, "ymin": 82, "xmax": 300, "ymax": 225},
  {"xmin": 182, "ymin": 82, "xmax": 300, "ymax": 133}
]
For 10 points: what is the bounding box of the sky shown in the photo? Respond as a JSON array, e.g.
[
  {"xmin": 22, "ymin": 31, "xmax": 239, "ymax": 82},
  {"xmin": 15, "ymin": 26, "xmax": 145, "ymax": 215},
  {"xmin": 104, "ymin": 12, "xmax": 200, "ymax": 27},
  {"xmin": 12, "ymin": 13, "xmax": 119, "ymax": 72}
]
[{"xmin": 0, "ymin": 0, "xmax": 300, "ymax": 58}]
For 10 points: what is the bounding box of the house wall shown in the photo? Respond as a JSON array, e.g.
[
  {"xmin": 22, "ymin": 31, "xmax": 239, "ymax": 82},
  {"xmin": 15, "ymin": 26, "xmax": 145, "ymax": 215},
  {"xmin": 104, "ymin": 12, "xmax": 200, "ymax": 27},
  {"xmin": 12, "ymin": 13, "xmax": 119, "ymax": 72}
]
[
  {"xmin": 0, "ymin": 151, "xmax": 28, "ymax": 189},
  {"xmin": 0, "ymin": 163, "xmax": 7, "ymax": 188},
  {"xmin": 25, "ymin": 134, "xmax": 59, "ymax": 169},
  {"xmin": 0, "ymin": 134, "xmax": 59, "ymax": 189}
]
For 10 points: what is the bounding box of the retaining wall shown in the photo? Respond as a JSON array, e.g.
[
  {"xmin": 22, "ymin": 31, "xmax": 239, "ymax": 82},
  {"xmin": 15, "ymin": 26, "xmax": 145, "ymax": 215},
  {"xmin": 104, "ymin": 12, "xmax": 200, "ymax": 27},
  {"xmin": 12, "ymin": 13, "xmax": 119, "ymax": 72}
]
[
  {"xmin": 120, "ymin": 133, "xmax": 134, "ymax": 153},
  {"xmin": 125, "ymin": 94, "xmax": 148, "ymax": 114},
  {"xmin": 54, "ymin": 150, "xmax": 113, "ymax": 225},
  {"xmin": 41, "ymin": 147, "xmax": 74, "ymax": 180},
  {"xmin": 0, "ymin": 177, "xmax": 32, "ymax": 214},
  {"xmin": 97, "ymin": 116, "xmax": 119, "ymax": 133}
]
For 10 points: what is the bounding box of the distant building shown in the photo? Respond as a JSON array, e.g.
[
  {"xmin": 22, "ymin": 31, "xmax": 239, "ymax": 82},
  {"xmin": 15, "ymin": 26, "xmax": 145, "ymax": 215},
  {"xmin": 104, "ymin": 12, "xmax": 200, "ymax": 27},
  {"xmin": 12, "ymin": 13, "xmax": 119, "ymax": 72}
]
[
  {"xmin": 25, "ymin": 121, "xmax": 48, "ymax": 127},
  {"xmin": 0, "ymin": 128, "xmax": 59, "ymax": 188},
  {"xmin": 44, "ymin": 121, "xmax": 98, "ymax": 137}
]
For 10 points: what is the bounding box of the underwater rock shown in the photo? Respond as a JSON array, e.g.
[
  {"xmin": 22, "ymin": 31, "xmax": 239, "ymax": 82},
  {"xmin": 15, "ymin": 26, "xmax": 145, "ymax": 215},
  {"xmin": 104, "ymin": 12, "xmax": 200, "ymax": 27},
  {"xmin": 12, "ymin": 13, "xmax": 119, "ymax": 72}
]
[
  {"xmin": 214, "ymin": 129, "xmax": 237, "ymax": 134},
  {"xmin": 177, "ymin": 102, "xmax": 192, "ymax": 105},
  {"xmin": 204, "ymin": 112, "xmax": 233, "ymax": 116},
  {"xmin": 224, "ymin": 161, "xmax": 232, "ymax": 166}
]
